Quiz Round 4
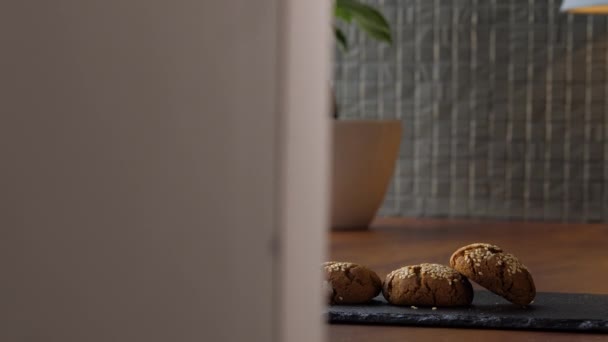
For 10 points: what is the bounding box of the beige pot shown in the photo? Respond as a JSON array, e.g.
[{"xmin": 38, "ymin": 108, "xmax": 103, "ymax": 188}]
[{"xmin": 331, "ymin": 120, "xmax": 402, "ymax": 230}]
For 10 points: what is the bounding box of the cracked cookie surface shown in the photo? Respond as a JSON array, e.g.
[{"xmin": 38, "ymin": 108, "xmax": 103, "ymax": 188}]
[
  {"xmin": 450, "ymin": 243, "xmax": 536, "ymax": 305},
  {"xmin": 382, "ymin": 263, "xmax": 473, "ymax": 307},
  {"xmin": 323, "ymin": 261, "xmax": 382, "ymax": 305}
]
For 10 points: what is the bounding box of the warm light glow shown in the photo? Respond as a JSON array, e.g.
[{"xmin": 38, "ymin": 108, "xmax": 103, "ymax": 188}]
[{"xmin": 566, "ymin": 5, "xmax": 608, "ymax": 13}]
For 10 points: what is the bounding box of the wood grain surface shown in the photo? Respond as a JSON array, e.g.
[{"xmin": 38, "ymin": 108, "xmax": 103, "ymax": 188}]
[{"xmin": 328, "ymin": 217, "xmax": 608, "ymax": 341}]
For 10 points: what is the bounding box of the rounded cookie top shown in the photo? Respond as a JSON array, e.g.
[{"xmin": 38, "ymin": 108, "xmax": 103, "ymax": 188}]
[
  {"xmin": 450, "ymin": 243, "xmax": 536, "ymax": 305},
  {"xmin": 450, "ymin": 243, "xmax": 503, "ymax": 266},
  {"xmin": 382, "ymin": 263, "xmax": 473, "ymax": 307},
  {"xmin": 323, "ymin": 261, "xmax": 382, "ymax": 305}
]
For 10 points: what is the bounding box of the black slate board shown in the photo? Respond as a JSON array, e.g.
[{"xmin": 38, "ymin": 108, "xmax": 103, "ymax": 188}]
[{"xmin": 327, "ymin": 291, "xmax": 608, "ymax": 333}]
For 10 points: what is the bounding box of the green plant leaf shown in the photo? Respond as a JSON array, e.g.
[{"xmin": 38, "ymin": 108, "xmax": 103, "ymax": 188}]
[
  {"xmin": 335, "ymin": 6, "xmax": 353, "ymax": 23},
  {"xmin": 334, "ymin": 26, "xmax": 348, "ymax": 51},
  {"xmin": 335, "ymin": 0, "xmax": 392, "ymax": 44},
  {"xmin": 355, "ymin": 20, "xmax": 391, "ymax": 43}
]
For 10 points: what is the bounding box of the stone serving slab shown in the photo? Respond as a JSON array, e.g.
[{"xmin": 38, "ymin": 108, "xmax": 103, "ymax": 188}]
[{"xmin": 326, "ymin": 291, "xmax": 608, "ymax": 333}]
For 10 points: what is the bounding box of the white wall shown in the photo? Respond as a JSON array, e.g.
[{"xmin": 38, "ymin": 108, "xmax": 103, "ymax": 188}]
[
  {"xmin": 277, "ymin": 1, "xmax": 332, "ymax": 341},
  {"xmin": 0, "ymin": 1, "xmax": 330, "ymax": 341}
]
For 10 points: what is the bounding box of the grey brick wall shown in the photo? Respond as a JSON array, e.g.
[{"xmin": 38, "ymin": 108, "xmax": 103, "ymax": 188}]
[{"xmin": 334, "ymin": 0, "xmax": 608, "ymax": 221}]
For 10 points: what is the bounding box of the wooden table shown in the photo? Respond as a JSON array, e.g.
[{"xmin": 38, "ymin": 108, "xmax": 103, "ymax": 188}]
[{"xmin": 328, "ymin": 217, "xmax": 608, "ymax": 342}]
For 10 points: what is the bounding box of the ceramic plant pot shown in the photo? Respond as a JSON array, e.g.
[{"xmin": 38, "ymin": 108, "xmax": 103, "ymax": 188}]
[{"xmin": 331, "ymin": 119, "xmax": 401, "ymax": 230}]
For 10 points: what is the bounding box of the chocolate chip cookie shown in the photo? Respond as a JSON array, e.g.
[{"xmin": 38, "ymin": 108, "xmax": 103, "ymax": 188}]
[
  {"xmin": 382, "ymin": 263, "xmax": 474, "ymax": 307},
  {"xmin": 450, "ymin": 243, "xmax": 536, "ymax": 305},
  {"xmin": 324, "ymin": 261, "xmax": 382, "ymax": 305}
]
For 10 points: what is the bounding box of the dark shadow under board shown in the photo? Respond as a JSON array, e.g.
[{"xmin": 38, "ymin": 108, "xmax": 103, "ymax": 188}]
[{"xmin": 326, "ymin": 291, "xmax": 608, "ymax": 333}]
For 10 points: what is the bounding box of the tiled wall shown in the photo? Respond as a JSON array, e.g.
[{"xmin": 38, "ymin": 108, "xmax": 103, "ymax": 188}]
[{"xmin": 334, "ymin": 0, "xmax": 608, "ymax": 221}]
